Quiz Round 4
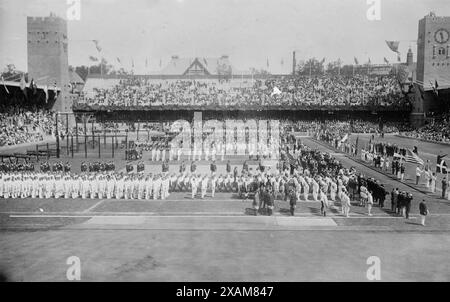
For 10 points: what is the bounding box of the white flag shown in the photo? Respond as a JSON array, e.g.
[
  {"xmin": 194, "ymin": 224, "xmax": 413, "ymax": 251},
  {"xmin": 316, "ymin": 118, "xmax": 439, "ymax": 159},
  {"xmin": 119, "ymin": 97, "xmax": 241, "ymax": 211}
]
[{"xmin": 270, "ymin": 86, "xmax": 282, "ymax": 96}]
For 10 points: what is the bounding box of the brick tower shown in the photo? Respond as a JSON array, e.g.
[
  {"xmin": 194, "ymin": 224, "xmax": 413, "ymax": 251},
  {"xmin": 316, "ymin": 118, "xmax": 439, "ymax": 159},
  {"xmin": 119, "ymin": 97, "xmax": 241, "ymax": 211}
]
[{"xmin": 27, "ymin": 13, "xmax": 71, "ymax": 114}]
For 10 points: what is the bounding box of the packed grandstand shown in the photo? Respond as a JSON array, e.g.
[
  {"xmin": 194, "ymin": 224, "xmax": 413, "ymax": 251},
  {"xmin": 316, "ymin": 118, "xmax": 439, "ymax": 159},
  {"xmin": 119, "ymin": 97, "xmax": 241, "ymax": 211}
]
[
  {"xmin": 76, "ymin": 75, "xmax": 409, "ymax": 110},
  {"xmin": 0, "ymin": 73, "xmax": 449, "ymax": 147}
]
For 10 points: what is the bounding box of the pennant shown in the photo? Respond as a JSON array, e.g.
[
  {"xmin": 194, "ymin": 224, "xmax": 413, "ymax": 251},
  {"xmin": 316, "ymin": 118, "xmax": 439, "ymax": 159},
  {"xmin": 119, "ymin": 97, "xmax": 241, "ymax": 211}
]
[
  {"xmin": 92, "ymin": 40, "xmax": 102, "ymax": 52},
  {"xmin": 1, "ymin": 76, "xmax": 9, "ymax": 94},
  {"xmin": 386, "ymin": 40, "xmax": 400, "ymax": 53}
]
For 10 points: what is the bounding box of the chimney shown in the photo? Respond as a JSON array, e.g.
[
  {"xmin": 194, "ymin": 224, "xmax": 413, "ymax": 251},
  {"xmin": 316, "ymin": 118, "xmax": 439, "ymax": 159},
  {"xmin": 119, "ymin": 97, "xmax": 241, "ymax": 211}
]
[{"xmin": 292, "ymin": 51, "xmax": 296, "ymax": 76}]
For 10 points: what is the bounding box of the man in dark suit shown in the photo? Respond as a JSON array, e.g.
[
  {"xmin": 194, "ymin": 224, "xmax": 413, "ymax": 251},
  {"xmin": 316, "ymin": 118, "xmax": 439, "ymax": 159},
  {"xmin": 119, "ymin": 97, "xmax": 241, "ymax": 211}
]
[
  {"xmin": 289, "ymin": 189, "xmax": 297, "ymax": 216},
  {"xmin": 210, "ymin": 160, "xmax": 217, "ymax": 175}
]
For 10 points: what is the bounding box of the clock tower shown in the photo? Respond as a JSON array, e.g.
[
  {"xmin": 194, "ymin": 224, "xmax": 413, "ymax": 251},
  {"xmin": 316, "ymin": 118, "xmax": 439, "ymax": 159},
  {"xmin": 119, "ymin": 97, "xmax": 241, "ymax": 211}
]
[
  {"xmin": 411, "ymin": 12, "xmax": 450, "ymax": 126},
  {"xmin": 416, "ymin": 12, "xmax": 450, "ymax": 90}
]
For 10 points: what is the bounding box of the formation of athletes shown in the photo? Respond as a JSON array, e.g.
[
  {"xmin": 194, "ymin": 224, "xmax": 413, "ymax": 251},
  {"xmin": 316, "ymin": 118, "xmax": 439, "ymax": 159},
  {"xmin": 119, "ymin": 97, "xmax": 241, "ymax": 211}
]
[{"xmin": 0, "ymin": 133, "xmax": 411, "ymax": 220}]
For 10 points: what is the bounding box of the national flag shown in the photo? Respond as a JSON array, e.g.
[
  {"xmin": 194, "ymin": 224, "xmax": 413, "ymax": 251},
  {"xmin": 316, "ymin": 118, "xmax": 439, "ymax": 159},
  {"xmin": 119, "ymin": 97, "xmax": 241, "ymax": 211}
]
[
  {"xmin": 20, "ymin": 73, "xmax": 27, "ymax": 98},
  {"xmin": 89, "ymin": 56, "xmax": 98, "ymax": 62},
  {"xmin": 92, "ymin": 40, "xmax": 102, "ymax": 52},
  {"xmin": 1, "ymin": 76, "xmax": 9, "ymax": 94},
  {"xmin": 386, "ymin": 40, "xmax": 400, "ymax": 53},
  {"xmin": 384, "ymin": 57, "xmax": 389, "ymax": 64},
  {"xmin": 43, "ymin": 85, "xmax": 48, "ymax": 102},
  {"xmin": 404, "ymin": 149, "xmax": 424, "ymax": 165},
  {"xmin": 29, "ymin": 78, "xmax": 37, "ymax": 95},
  {"xmin": 354, "ymin": 57, "xmax": 359, "ymax": 65},
  {"xmin": 437, "ymin": 154, "xmax": 447, "ymax": 173},
  {"xmin": 340, "ymin": 133, "xmax": 349, "ymax": 143},
  {"xmin": 437, "ymin": 159, "xmax": 448, "ymax": 174},
  {"xmin": 430, "ymin": 80, "xmax": 439, "ymax": 96},
  {"xmin": 270, "ymin": 86, "xmax": 282, "ymax": 96}
]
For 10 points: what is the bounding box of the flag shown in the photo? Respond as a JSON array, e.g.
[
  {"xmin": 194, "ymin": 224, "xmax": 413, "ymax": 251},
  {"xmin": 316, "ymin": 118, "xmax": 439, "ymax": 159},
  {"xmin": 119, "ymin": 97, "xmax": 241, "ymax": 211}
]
[
  {"xmin": 270, "ymin": 86, "xmax": 282, "ymax": 96},
  {"xmin": 29, "ymin": 78, "xmax": 37, "ymax": 95},
  {"xmin": 386, "ymin": 40, "xmax": 400, "ymax": 53},
  {"xmin": 43, "ymin": 85, "xmax": 48, "ymax": 102},
  {"xmin": 145, "ymin": 58, "xmax": 148, "ymax": 68},
  {"xmin": 131, "ymin": 58, "xmax": 134, "ymax": 68},
  {"xmin": 437, "ymin": 154, "xmax": 447, "ymax": 173},
  {"xmin": 405, "ymin": 149, "xmax": 424, "ymax": 165},
  {"xmin": 92, "ymin": 40, "xmax": 102, "ymax": 52},
  {"xmin": 368, "ymin": 58, "xmax": 371, "ymax": 64},
  {"xmin": 340, "ymin": 133, "xmax": 349, "ymax": 143},
  {"xmin": 89, "ymin": 56, "xmax": 98, "ymax": 62},
  {"xmin": 159, "ymin": 59, "xmax": 162, "ymax": 68},
  {"xmin": 384, "ymin": 57, "xmax": 389, "ymax": 64},
  {"xmin": 20, "ymin": 73, "xmax": 27, "ymax": 98},
  {"xmin": 266, "ymin": 58, "xmax": 269, "ymax": 68},
  {"xmin": 437, "ymin": 159, "xmax": 448, "ymax": 174},
  {"xmin": 431, "ymin": 80, "xmax": 439, "ymax": 96},
  {"xmin": 116, "ymin": 57, "xmax": 121, "ymax": 64},
  {"xmin": 321, "ymin": 57, "xmax": 326, "ymax": 64},
  {"xmin": 354, "ymin": 57, "xmax": 359, "ymax": 65},
  {"xmin": 1, "ymin": 76, "xmax": 9, "ymax": 94}
]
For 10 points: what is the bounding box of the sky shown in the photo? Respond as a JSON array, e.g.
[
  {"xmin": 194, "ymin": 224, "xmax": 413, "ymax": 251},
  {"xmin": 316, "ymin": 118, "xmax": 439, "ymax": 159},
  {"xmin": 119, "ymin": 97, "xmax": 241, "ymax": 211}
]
[{"xmin": 1, "ymin": 0, "xmax": 450, "ymax": 74}]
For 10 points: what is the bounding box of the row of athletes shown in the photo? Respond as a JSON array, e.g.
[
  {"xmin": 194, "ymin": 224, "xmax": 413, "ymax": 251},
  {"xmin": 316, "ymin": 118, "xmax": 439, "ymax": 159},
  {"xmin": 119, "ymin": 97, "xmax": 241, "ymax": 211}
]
[
  {"xmin": 0, "ymin": 162, "xmax": 35, "ymax": 172},
  {"xmin": 149, "ymin": 142, "xmax": 279, "ymax": 162},
  {"xmin": 0, "ymin": 167, "xmax": 358, "ymax": 205}
]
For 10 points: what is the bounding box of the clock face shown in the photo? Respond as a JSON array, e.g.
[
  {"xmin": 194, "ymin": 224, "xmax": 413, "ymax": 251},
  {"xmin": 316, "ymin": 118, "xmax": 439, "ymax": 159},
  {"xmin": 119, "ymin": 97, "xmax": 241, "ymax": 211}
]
[{"xmin": 434, "ymin": 29, "xmax": 449, "ymax": 44}]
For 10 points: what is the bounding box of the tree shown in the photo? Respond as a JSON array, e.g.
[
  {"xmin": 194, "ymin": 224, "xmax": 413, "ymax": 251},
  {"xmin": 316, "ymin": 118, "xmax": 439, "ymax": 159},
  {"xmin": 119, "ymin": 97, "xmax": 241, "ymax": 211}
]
[{"xmin": 295, "ymin": 58, "xmax": 325, "ymax": 76}]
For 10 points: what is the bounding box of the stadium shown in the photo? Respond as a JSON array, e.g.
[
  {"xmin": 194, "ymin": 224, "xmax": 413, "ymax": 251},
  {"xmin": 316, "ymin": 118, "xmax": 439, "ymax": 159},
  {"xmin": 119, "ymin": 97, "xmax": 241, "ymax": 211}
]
[{"xmin": 0, "ymin": 1, "xmax": 449, "ymax": 283}]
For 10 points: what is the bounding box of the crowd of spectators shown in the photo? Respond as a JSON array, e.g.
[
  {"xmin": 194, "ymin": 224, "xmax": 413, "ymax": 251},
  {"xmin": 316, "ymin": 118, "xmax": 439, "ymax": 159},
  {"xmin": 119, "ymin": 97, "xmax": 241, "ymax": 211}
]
[
  {"xmin": 0, "ymin": 106, "xmax": 57, "ymax": 147},
  {"xmin": 400, "ymin": 112, "xmax": 450, "ymax": 144},
  {"xmin": 78, "ymin": 75, "xmax": 407, "ymax": 109}
]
